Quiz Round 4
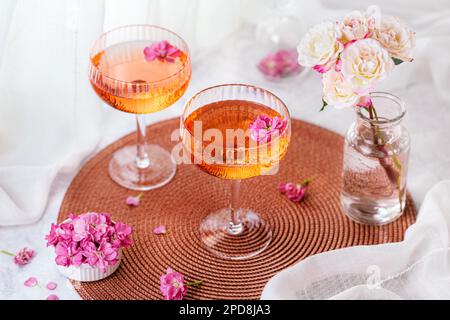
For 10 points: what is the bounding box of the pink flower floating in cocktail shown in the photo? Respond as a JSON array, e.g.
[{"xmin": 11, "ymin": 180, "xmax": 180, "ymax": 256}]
[
  {"xmin": 159, "ymin": 267, "xmax": 203, "ymax": 300},
  {"xmin": 144, "ymin": 40, "xmax": 181, "ymax": 63},
  {"xmin": 278, "ymin": 179, "xmax": 311, "ymax": 203},
  {"xmin": 249, "ymin": 115, "xmax": 287, "ymax": 143},
  {"xmin": 45, "ymin": 212, "xmax": 133, "ymax": 273},
  {"xmin": 258, "ymin": 48, "xmax": 301, "ymax": 80}
]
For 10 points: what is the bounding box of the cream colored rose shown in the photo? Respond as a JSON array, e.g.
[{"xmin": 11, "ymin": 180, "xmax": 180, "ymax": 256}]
[
  {"xmin": 373, "ymin": 16, "xmax": 415, "ymax": 62},
  {"xmin": 341, "ymin": 39, "xmax": 393, "ymax": 93},
  {"xmin": 297, "ymin": 21, "xmax": 343, "ymax": 68},
  {"xmin": 322, "ymin": 70, "xmax": 359, "ymax": 109},
  {"xmin": 341, "ymin": 9, "xmax": 376, "ymax": 43}
]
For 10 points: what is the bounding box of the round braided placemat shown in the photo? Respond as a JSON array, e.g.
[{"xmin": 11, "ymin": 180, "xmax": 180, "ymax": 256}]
[{"xmin": 58, "ymin": 118, "xmax": 416, "ymax": 300}]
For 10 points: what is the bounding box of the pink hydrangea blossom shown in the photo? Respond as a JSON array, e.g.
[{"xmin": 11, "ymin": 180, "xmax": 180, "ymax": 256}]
[
  {"xmin": 45, "ymin": 212, "xmax": 133, "ymax": 273},
  {"xmin": 278, "ymin": 180, "xmax": 311, "ymax": 202},
  {"xmin": 144, "ymin": 40, "xmax": 181, "ymax": 63},
  {"xmin": 46, "ymin": 294, "xmax": 59, "ymax": 300},
  {"xmin": 83, "ymin": 240, "xmax": 119, "ymax": 273},
  {"xmin": 24, "ymin": 277, "xmax": 38, "ymax": 287},
  {"xmin": 13, "ymin": 247, "xmax": 35, "ymax": 266},
  {"xmin": 55, "ymin": 241, "xmax": 83, "ymax": 267},
  {"xmin": 258, "ymin": 49, "xmax": 300, "ymax": 79},
  {"xmin": 249, "ymin": 115, "xmax": 287, "ymax": 143},
  {"xmin": 153, "ymin": 225, "xmax": 167, "ymax": 235},
  {"xmin": 112, "ymin": 222, "xmax": 133, "ymax": 248},
  {"xmin": 160, "ymin": 268, "xmax": 188, "ymax": 300}
]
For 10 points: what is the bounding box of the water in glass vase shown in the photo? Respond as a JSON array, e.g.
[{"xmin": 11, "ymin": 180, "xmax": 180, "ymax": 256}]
[
  {"xmin": 90, "ymin": 40, "xmax": 190, "ymax": 114},
  {"xmin": 183, "ymin": 100, "xmax": 290, "ymax": 179},
  {"xmin": 340, "ymin": 92, "xmax": 410, "ymax": 225}
]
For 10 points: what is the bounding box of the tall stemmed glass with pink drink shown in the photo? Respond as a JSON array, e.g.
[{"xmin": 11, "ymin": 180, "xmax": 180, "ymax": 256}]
[{"xmin": 89, "ymin": 25, "xmax": 191, "ymax": 190}]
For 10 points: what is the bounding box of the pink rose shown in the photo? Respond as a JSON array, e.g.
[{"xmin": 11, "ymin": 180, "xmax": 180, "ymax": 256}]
[{"xmin": 278, "ymin": 180, "xmax": 310, "ymax": 203}]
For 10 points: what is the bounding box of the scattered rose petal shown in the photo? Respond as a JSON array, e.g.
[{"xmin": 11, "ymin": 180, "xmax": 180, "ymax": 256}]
[
  {"xmin": 14, "ymin": 247, "xmax": 35, "ymax": 266},
  {"xmin": 278, "ymin": 179, "xmax": 311, "ymax": 202},
  {"xmin": 160, "ymin": 267, "xmax": 187, "ymax": 300},
  {"xmin": 46, "ymin": 294, "xmax": 59, "ymax": 300},
  {"xmin": 24, "ymin": 277, "xmax": 38, "ymax": 287},
  {"xmin": 126, "ymin": 193, "xmax": 143, "ymax": 207},
  {"xmin": 144, "ymin": 40, "xmax": 181, "ymax": 63},
  {"xmin": 153, "ymin": 225, "xmax": 167, "ymax": 235},
  {"xmin": 46, "ymin": 282, "xmax": 57, "ymax": 290},
  {"xmin": 249, "ymin": 115, "xmax": 287, "ymax": 143},
  {"xmin": 258, "ymin": 48, "xmax": 300, "ymax": 79}
]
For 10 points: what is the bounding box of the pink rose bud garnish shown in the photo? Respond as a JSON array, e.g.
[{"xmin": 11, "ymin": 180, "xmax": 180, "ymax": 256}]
[
  {"xmin": 258, "ymin": 48, "xmax": 301, "ymax": 79},
  {"xmin": 126, "ymin": 193, "xmax": 143, "ymax": 207},
  {"xmin": 278, "ymin": 179, "xmax": 311, "ymax": 202},
  {"xmin": 144, "ymin": 40, "xmax": 181, "ymax": 63},
  {"xmin": 46, "ymin": 294, "xmax": 59, "ymax": 300},
  {"xmin": 24, "ymin": 277, "xmax": 38, "ymax": 287},
  {"xmin": 249, "ymin": 115, "xmax": 287, "ymax": 143}
]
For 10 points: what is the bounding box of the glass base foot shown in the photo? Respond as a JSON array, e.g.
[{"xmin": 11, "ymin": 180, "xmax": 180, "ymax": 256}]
[
  {"xmin": 199, "ymin": 208, "xmax": 272, "ymax": 260},
  {"xmin": 108, "ymin": 144, "xmax": 176, "ymax": 191}
]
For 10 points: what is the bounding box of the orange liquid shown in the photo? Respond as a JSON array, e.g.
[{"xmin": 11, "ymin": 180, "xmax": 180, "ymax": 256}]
[
  {"xmin": 90, "ymin": 40, "xmax": 191, "ymax": 114},
  {"xmin": 183, "ymin": 100, "xmax": 290, "ymax": 179}
]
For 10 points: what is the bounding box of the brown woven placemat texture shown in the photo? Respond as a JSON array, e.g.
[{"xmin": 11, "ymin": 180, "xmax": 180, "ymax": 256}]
[{"xmin": 58, "ymin": 118, "xmax": 416, "ymax": 300}]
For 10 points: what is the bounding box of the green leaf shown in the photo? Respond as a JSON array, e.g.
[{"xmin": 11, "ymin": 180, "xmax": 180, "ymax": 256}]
[
  {"xmin": 392, "ymin": 57, "xmax": 404, "ymax": 65},
  {"xmin": 320, "ymin": 99, "xmax": 328, "ymax": 112}
]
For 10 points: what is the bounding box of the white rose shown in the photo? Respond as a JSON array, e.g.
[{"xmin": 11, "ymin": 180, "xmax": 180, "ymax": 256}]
[
  {"xmin": 341, "ymin": 9, "xmax": 377, "ymax": 43},
  {"xmin": 322, "ymin": 70, "xmax": 359, "ymax": 109},
  {"xmin": 297, "ymin": 21, "xmax": 343, "ymax": 68},
  {"xmin": 340, "ymin": 38, "xmax": 393, "ymax": 93},
  {"xmin": 373, "ymin": 16, "xmax": 415, "ymax": 62}
]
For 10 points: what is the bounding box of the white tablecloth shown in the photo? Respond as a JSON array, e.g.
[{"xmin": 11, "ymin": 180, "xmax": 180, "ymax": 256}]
[{"xmin": 1, "ymin": 1, "xmax": 450, "ymax": 299}]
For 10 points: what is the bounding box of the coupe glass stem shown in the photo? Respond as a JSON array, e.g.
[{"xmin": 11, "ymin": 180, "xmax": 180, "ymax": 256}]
[
  {"xmin": 135, "ymin": 114, "xmax": 150, "ymax": 169},
  {"xmin": 228, "ymin": 179, "xmax": 243, "ymax": 235}
]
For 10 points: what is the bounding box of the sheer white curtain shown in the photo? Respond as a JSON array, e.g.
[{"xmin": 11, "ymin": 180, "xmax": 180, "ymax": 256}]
[{"xmin": 0, "ymin": 0, "xmax": 247, "ymax": 226}]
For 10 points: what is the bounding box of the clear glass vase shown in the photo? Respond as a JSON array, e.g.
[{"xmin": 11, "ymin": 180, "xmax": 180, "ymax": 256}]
[{"xmin": 341, "ymin": 92, "xmax": 410, "ymax": 225}]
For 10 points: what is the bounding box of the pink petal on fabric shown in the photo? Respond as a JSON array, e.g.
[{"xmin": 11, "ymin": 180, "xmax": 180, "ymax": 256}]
[
  {"xmin": 46, "ymin": 294, "xmax": 59, "ymax": 300},
  {"xmin": 153, "ymin": 225, "xmax": 167, "ymax": 235},
  {"xmin": 24, "ymin": 277, "xmax": 38, "ymax": 287},
  {"xmin": 46, "ymin": 282, "xmax": 57, "ymax": 290}
]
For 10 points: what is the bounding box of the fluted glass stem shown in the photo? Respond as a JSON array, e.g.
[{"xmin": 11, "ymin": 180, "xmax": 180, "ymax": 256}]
[
  {"xmin": 228, "ymin": 179, "xmax": 243, "ymax": 234},
  {"xmin": 135, "ymin": 114, "xmax": 150, "ymax": 169}
]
